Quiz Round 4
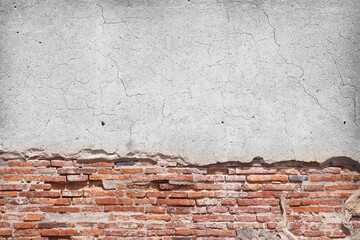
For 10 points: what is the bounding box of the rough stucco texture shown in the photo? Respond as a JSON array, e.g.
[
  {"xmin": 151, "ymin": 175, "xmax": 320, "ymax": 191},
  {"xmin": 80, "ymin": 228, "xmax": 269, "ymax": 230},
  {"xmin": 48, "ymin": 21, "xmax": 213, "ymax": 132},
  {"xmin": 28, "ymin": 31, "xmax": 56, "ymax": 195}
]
[{"xmin": 0, "ymin": 0, "xmax": 359, "ymax": 164}]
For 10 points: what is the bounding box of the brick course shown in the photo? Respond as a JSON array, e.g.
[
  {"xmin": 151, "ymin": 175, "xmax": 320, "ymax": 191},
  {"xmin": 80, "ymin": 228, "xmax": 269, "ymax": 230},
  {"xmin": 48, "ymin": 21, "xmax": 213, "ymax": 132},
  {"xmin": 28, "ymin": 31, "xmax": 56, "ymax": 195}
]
[{"xmin": 0, "ymin": 153, "xmax": 359, "ymax": 239}]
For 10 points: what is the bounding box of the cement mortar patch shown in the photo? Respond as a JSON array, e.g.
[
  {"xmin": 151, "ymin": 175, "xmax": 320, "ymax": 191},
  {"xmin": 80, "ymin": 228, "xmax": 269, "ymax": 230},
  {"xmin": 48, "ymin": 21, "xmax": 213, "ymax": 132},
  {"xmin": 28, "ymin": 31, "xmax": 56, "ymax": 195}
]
[{"xmin": 0, "ymin": 0, "xmax": 359, "ymax": 165}]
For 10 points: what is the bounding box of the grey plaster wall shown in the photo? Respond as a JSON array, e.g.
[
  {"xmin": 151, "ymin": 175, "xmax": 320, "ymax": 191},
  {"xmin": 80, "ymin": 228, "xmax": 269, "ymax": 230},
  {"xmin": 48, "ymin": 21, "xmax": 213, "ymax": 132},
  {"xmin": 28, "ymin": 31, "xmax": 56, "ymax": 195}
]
[{"xmin": 0, "ymin": 0, "xmax": 359, "ymax": 165}]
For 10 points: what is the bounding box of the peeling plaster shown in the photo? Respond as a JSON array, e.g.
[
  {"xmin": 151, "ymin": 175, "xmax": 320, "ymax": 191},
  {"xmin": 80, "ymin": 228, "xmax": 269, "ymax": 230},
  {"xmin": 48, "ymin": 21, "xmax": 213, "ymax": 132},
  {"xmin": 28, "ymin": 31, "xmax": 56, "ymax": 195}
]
[{"xmin": 0, "ymin": 0, "xmax": 359, "ymax": 165}]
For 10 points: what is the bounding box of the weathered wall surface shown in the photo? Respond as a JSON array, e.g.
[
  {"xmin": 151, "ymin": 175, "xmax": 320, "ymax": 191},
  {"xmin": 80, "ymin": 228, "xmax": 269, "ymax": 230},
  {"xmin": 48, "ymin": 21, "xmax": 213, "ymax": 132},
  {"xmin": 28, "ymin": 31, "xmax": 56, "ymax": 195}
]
[
  {"xmin": 1, "ymin": 153, "xmax": 360, "ymax": 239},
  {"xmin": 1, "ymin": 0, "xmax": 360, "ymax": 164}
]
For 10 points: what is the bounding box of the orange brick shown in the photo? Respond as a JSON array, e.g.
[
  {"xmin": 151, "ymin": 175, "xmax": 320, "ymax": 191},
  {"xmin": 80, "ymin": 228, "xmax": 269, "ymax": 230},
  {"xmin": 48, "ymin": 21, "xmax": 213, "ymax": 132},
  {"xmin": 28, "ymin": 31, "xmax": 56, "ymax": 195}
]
[
  {"xmin": 310, "ymin": 192, "xmax": 352, "ymax": 198},
  {"xmin": 41, "ymin": 229, "xmax": 80, "ymax": 236},
  {"xmin": 30, "ymin": 184, "xmax": 52, "ymax": 190},
  {"xmin": 145, "ymin": 206, "xmax": 166, "ymax": 213},
  {"xmin": 277, "ymin": 168, "xmax": 299, "ymax": 175},
  {"xmin": 120, "ymin": 168, "xmax": 143, "ymax": 174},
  {"xmin": 304, "ymin": 185, "xmax": 324, "ymax": 191},
  {"xmin": 292, "ymin": 207, "xmax": 334, "ymax": 213},
  {"xmin": 39, "ymin": 206, "xmax": 80, "ymax": 213},
  {"xmin": 302, "ymin": 199, "xmax": 343, "ymax": 206},
  {"xmin": 194, "ymin": 215, "xmax": 234, "ymax": 222},
  {"xmin": 310, "ymin": 175, "xmax": 351, "ymax": 182},
  {"xmin": 14, "ymin": 222, "xmax": 35, "ymax": 229},
  {"xmin": 247, "ymin": 175, "xmax": 288, "ymax": 182},
  {"xmin": 3, "ymin": 175, "xmax": 22, "ymax": 181},
  {"xmin": 325, "ymin": 184, "xmax": 359, "ymax": 191},
  {"xmin": 24, "ymin": 213, "xmax": 44, "ymax": 221},
  {"xmin": 95, "ymin": 198, "xmax": 133, "ymax": 205}
]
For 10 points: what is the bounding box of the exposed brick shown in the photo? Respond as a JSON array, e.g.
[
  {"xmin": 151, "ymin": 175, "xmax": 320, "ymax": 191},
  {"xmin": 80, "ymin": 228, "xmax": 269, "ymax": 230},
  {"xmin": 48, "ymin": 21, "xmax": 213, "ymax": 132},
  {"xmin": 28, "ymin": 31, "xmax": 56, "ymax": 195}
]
[
  {"xmin": 325, "ymin": 184, "xmax": 359, "ymax": 191},
  {"xmin": 304, "ymin": 185, "xmax": 324, "ymax": 191},
  {"xmin": 310, "ymin": 175, "xmax": 351, "ymax": 182},
  {"xmin": 24, "ymin": 214, "xmax": 44, "ymax": 221},
  {"xmin": 247, "ymin": 175, "xmax": 288, "ymax": 182},
  {"xmin": 156, "ymin": 199, "xmax": 195, "ymax": 206},
  {"xmin": 292, "ymin": 207, "xmax": 334, "ymax": 213}
]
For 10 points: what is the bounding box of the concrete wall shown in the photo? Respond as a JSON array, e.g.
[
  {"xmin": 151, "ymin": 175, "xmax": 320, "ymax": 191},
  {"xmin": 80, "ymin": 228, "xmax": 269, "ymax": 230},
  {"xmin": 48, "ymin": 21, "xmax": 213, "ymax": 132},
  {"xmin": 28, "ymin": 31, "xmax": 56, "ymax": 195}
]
[{"xmin": 1, "ymin": 0, "xmax": 359, "ymax": 164}]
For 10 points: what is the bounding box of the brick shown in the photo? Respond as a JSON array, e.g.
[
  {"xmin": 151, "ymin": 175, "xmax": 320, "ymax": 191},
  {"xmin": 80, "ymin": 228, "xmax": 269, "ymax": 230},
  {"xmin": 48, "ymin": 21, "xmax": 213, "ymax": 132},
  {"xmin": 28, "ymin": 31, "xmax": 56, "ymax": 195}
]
[
  {"xmin": 306, "ymin": 167, "xmax": 341, "ymax": 174},
  {"xmin": 310, "ymin": 192, "xmax": 352, "ymax": 198},
  {"xmin": 301, "ymin": 199, "xmax": 343, "ymax": 206},
  {"xmin": 175, "ymin": 229, "xmax": 196, "ymax": 235},
  {"xmin": 196, "ymin": 230, "xmax": 236, "ymax": 237},
  {"xmin": 25, "ymin": 176, "xmax": 66, "ymax": 182},
  {"xmin": 148, "ymin": 229, "xmax": 175, "ymax": 236},
  {"xmin": 24, "ymin": 214, "xmax": 44, "ymax": 221},
  {"xmin": 126, "ymin": 191, "xmax": 146, "ymax": 198},
  {"xmin": 30, "ymin": 184, "xmax": 52, "ymax": 190},
  {"xmin": 325, "ymin": 184, "xmax": 359, "ymax": 191},
  {"xmin": 61, "ymin": 190, "xmax": 83, "ymax": 197},
  {"xmin": 0, "ymin": 222, "xmax": 10, "ymax": 228},
  {"xmin": 82, "ymin": 206, "xmax": 102, "ymax": 212},
  {"xmin": 230, "ymin": 206, "xmax": 270, "ymax": 213},
  {"xmin": 131, "ymin": 175, "xmax": 152, "ymax": 182},
  {"xmin": 67, "ymin": 175, "xmax": 88, "ymax": 182},
  {"xmin": 192, "ymin": 184, "xmax": 222, "ymax": 190},
  {"xmin": 154, "ymin": 174, "xmax": 193, "ymax": 181},
  {"xmin": 13, "ymin": 222, "xmax": 35, "ymax": 229},
  {"xmin": 168, "ymin": 168, "xmax": 206, "ymax": 174},
  {"xmin": 82, "ymin": 229, "xmax": 104, "ymax": 235},
  {"xmin": 89, "ymin": 175, "xmax": 130, "ymax": 180},
  {"xmin": 292, "ymin": 207, "xmax": 334, "ymax": 213},
  {"xmin": 257, "ymin": 215, "xmax": 282, "ymax": 223},
  {"xmin": 39, "ymin": 206, "xmax": 80, "ymax": 213},
  {"xmin": 0, "ymin": 184, "xmax": 27, "ymax": 190},
  {"xmin": 304, "ymin": 230, "xmax": 324, "ymax": 237},
  {"xmin": 235, "ymin": 167, "xmax": 276, "ymax": 175},
  {"xmin": 188, "ymin": 191, "xmax": 225, "ymax": 198},
  {"xmin": 57, "ymin": 168, "xmax": 95, "ymax": 174},
  {"xmin": 51, "ymin": 160, "xmax": 73, "ymax": 167},
  {"xmin": 146, "ymin": 206, "xmax": 166, "ymax": 213},
  {"xmin": 120, "ymin": 168, "xmax": 143, "ymax": 174},
  {"xmin": 304, "ymin": 185, "xmax": 324, "ymax": 191},
  {"xmin": 104, "ymin": 230, "xmax": 146, "ymax": 236},
  {"xmin": 194, "ymin": 215, "xmax": 234, "ymax": 222},
  {"xmin": 0, "ymin": 168, "xmax": 34, "ymax": 174},
  {"xmin": 238, "ymin": 199, "xmax": 279, "ymax": 206},
  {"xmin": 19, "ymin": 191, "xmax": 61, "ymax": 198},
  {"xmin": 14, "ymin": 229, "xmax": 41, "ymax": 236},
  {"xmin": 145, "ymin": 168, "xmax": 166, "ymax": 174},
  {"xmin": 248, "ymin": 191, "xmax": 284, "ymax": 198},
  {"xmin": 196, "ymin": 199, "xmax": 218, "ymax": 205},
  {"xmin": 3, "ymin": 175, "xmax": 22, "ymax": 181},
  {"xmin": 310, "ymin": 175, "xmax": 351, "ymax": 182},
  {"xmin": 29, "ymin": 198, "xmax": 71, "ymax": 205},
  {"xmin": 221, "ymin": 199, "xmax": 237, "ymax": 205},
  {"xmin": 277, "ymin": 168, "xmax": 299, "ymax": 175},
  {"xmin": 156, "ymin": 199, "xmax": 195, "ymax": 206},
  {"xmin": 95, "ymin": 198, "xmax": 134, "ymax": 205},
  {"xmin": 262, "ymin": 184, "xmax": 299, "ymax": 191},
  {"xmin": 197, "ymin": 175, "xmax": 225, "ymax": 182},
  {"xmin": 247, "ymin": 175, "xmax": 288, "ymax": 182},
  {"xmin": 41, "ymin": 229, "xmax": 80, "ymax": 236},
  {"xmin": 326, "ymin": 231, "xmax": 346, "ymax": 238},
  {"xmin": 132, "ymin": 214, "xmax": 172, "ymax": 221},
  {"xmin": 288, "ymin": 175, "xmax": 308, "ymax": 182},
  {"xmin": 243, "ymin": 184, "xmax": 262, "ymax": 191}
]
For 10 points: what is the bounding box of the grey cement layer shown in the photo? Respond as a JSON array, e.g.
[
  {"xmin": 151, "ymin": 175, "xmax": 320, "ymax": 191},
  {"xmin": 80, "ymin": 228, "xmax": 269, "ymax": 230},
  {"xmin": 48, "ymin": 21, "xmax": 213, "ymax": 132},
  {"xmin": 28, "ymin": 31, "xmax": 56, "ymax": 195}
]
[{"xmin": 0, "ymin": 0, "xmax": 359, "ymax": 165}]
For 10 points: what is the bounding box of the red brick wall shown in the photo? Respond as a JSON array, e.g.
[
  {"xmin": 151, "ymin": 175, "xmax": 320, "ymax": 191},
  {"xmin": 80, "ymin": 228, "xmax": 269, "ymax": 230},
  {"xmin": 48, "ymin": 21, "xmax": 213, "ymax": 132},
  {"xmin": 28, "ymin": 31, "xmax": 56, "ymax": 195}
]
[{"xmin": 0, "ymin": 153, "xmax": 359, "ymax": 239}]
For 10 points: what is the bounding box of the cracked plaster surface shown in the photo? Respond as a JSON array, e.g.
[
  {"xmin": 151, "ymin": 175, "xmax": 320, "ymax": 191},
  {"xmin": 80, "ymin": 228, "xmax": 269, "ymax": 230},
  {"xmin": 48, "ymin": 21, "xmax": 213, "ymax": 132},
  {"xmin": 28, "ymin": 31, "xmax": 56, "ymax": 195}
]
[{"xmin": 0, "ymin": 0, "xmax": 359, "ymax": 165}]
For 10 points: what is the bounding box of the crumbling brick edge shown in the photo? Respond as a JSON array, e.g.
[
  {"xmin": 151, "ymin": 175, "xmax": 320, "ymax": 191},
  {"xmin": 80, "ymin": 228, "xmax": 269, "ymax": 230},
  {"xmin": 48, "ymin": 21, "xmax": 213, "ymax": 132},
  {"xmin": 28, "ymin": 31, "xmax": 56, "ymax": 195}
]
[{"xmin": 0, "ymin": 150, "xmax": 359, "ymax": 239}]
